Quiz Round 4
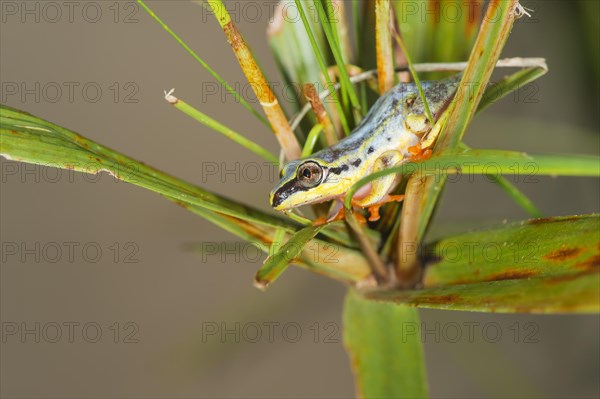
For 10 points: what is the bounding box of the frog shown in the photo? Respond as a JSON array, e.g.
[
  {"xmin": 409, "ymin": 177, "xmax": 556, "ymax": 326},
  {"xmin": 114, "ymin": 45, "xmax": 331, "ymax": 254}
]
[{"xmin": 270, "ymin": 74, "xmax": 462, "ymax": 223}]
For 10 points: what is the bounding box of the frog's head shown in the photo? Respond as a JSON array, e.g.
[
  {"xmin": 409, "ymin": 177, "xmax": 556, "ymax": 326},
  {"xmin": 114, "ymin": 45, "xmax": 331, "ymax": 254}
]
[{"xmin": 270, "ymin": 158, "xmax": 341, "ymax": 211}]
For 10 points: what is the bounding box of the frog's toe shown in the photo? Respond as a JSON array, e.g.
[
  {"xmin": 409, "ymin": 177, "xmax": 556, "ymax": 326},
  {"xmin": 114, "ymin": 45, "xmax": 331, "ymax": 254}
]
[{"xmin": 367, "ymin": 205, "xmax": 382, "ymax": 222}]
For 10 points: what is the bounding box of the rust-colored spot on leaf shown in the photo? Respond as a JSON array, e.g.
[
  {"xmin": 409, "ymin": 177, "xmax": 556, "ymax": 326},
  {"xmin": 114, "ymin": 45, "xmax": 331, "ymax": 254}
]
[
  {"xmin": 544, "ymin": 247, "xmax": 583, "ymax": 262},
  {"xmin": 303, "ymin": 83, "xmax": 337, "ymax": 145},
  {"xmin": 417, "ymin": 294, "xmax": 460, "ymax": 305},
  {"xmin": 528, "ymin": 216, "xmax": 580, "ymax": 225},
  {"xmin": 544, "ymin": 270, "xmax": 598, "ymax": 285},
  {"xmin": 575, "ymin": 254, "xmax": 600, "ymax": 271},
  {"xmin": 224, "ymin": 22, "xmax": 243, "ymax": 51},
  {"xmin": 173, "ymin": 200, "xmax": 189, "ymax": 209},
  {"xmin": 484, "ymin": 269, "xmax": 537, "ymax": 281},
  {"xmin": 465, "ymin": 2, "xmax": 483, "ymax": 36},
  {"xmin": 427, "ymin": 0, "xmax": 441, "ymax": 25}
]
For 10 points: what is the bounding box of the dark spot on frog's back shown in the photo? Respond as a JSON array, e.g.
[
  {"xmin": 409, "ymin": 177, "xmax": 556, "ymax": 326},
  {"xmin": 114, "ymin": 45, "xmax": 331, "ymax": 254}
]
[
  {"xmin": 329, "ymin": 164, "xmax": 349, "ymax": 175},
  {"xmin": 368, "ymin": 146, "xmax": 374, "ymax": 154},
  {"xmin": 352, "ymin": 159, "xmax": 362, "ymax": 167}
]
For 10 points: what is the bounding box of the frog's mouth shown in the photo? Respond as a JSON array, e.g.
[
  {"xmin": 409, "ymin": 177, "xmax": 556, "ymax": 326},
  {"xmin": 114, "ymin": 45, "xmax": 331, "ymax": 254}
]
[
  {"xmin": 269, "ymin": 184, "xmax": 323, "ymax": 210},
  {"xmin": 270, "ymin": 179, "xmax": 374, "ymax": 212},
  {"xmin": 270, "ymin": 181, "xmax": 340, "ymax": 211}
]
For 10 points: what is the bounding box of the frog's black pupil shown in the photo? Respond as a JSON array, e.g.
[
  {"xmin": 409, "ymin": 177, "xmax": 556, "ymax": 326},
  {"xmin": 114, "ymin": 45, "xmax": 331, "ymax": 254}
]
[{"xmin": 302, "ymin": 168, "xmax": 311, "ymax": 178}]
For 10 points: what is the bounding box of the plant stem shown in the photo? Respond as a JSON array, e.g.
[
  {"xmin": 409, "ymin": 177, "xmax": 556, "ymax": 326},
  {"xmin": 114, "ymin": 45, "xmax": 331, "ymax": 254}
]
[
  {"xmin": 164, "ymin": 90, "xmax": 278, "ymax": 163},
  {"xmin": 137, "ymin": 0, "xmax": 269, "ymax": 128},
  {"xmin": 207, "ymin": 0, "xmax": 301, "ymax": 160},
  {"xmin": 375, "ymin": 0, "xmax": 394, "ymax": 94}
]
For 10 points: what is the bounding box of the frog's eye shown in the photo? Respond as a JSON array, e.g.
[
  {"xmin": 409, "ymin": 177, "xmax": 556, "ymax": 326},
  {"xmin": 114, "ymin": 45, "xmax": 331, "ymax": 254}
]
[{"xmin": 297, "ymin": 161, "xmax": 323, "ymax": 188}]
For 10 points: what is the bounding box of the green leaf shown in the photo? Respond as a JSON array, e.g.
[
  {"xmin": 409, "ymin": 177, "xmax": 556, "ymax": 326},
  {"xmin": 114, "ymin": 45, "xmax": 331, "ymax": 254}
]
[
  {"xmin": 290, "ymin": 0, "xmax": 351, "ymax": 135},
  {"xmin": 459, "ymin": 143, "xmax": 543, "ymax": 218},
  {"xmin": 313, "ymin": 0, "xmax": 362, "ymax": 115},
  {"xmin": 397, "ymin": 0, "xmax": 520, "ymax": 282},
  {"xmin": 366, "ymin": 215, "xmax": 600, "ymax": 313},
  {"xmin": 269, "ymin": 0, "xmax": 326, "ymax": 90},
  {"xmin": 168, "ymin": 94, "xmax": 278, "ymax": 163},
  {"xmin": 269, "ymin": 0, "xmax": 327, "ymax": 129},
  {"xmin": 137, "ymin": 0, "xmax": 270, "ymax": 128},
  {"xmin": 366, "ymin": 272, "xmax": 599, "ymax": 313},
  {"xmin": 478, "ymin": 64, "xmax": 548, "ymax": 113},
  {"xmin": 301, "ymin": 123, "xmax": 324, "ymax": 157},
  {"xmin": 0, "ymin": 104, "xmax": 373, "ymax": 283},
  {"xmin": 344, "ymin": 149, "xmax": 600, "ymax": 210},
  {"xmin": 254, "ymin": 224, "xmax": 325, "ymax": 289},
  {"xmin": 394, "ymin": 0, "xmax": 483, "ymax": 79},
  {"xmin": 343, "ymin": 289, "xmax": 428, "ymax": 398},
  {"xmin": 391, "ymin": 27, "xmax": 435, "ymax": 124},
  {"xmin": 0, "ymin": 105, "xmax": 291, "ymax": 230},
  {"xmin": 424, "ymin": 214, "xmax": 600, "ymax": 287},
  {"xmin": 437, "ymin": 0, "xmax": 520, "ymax": 151}
]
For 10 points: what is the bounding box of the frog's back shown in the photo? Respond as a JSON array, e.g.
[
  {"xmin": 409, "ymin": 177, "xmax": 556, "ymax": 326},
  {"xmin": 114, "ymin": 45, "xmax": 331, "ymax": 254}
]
[{"xmin": 312, "ymin": 73, "xmax": 461, "ymax": 164}]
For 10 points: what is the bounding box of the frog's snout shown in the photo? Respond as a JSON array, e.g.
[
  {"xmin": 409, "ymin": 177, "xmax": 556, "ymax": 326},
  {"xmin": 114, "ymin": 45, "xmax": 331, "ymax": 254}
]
[{"xmin": 269, "ymin": 189, "xmax": 286, "ymax": 210}]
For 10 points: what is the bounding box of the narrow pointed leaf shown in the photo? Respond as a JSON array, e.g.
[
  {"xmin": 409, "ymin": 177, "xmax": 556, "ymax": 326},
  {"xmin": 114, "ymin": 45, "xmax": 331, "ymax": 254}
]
[
  {"xmin": 292, "ymin": 0, "xmax": 351, "ymax": 135},
  {"xmin": 397, "ymin": 0, "xmax": 520, "ymax": 282},
  {"xmin": 0, "ymin": 105, "xmax": 292, "ymax": 230},
  {"xmin": 137, "ymin": 0, "xmax": 269, "ymax": 128},
  {"xmin": 344, "ymin": 289, "xmax": 428, "ymax": 398},
  {"xmin": 254, "ymin": 224, "xmax": 325, "ymax": 289},
  {"xmin": 478, "ymin": 63, "xmax": 548, "ymax": 113},
  {"xmin": 1, "ymin": 105, "xmax": 373, "ymax": 283},
  {"xmin": 167, "ymin": 94, "xmax": 278, "ymax": 163},
  {"xmin": 268, "ymin": 0, "xmax": 327, "ymax": 134}
]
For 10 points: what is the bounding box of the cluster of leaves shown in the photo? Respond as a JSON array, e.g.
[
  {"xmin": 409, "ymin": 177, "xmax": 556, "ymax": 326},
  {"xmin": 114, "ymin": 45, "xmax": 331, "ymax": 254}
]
[{"xmin": 1, "ymin": 1, "xmax": 598, "ymax": 397}]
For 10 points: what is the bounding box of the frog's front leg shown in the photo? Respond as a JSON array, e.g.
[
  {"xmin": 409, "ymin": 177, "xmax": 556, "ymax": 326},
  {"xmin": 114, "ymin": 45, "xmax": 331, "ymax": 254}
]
[
  {"xmin": 352, "ymin": 150, "xmax": 405, "ymax": 222},
  {"xmin": 406, "ymin": 110, "xmax": 450, "ymax": 161}
]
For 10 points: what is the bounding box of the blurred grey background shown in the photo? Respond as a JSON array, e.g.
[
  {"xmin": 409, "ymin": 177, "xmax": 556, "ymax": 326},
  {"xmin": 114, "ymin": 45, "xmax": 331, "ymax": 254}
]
[{"xmin": 1, "ymin": 1, "xmax": 598, "ymax": 398}]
